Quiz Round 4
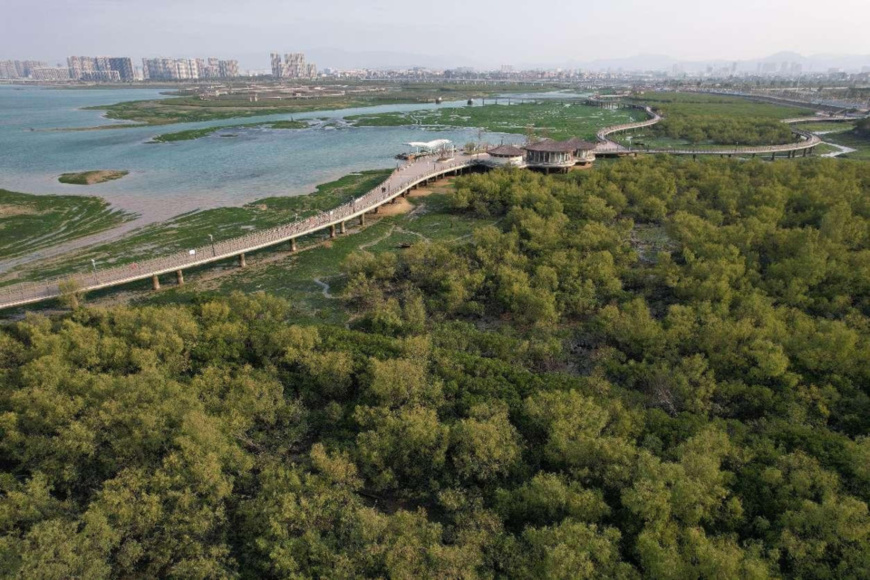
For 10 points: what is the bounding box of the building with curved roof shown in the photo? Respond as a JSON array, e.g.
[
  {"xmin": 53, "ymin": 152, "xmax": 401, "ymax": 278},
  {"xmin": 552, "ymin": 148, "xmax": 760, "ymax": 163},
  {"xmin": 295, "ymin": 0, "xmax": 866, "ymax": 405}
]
[
  {"xmin": 486, "ymin": 144, "xmax": 525, "ymax": 167},
  {"xmin": 524, "ymin": 138, "xmax": 596, "ymax": 170}
]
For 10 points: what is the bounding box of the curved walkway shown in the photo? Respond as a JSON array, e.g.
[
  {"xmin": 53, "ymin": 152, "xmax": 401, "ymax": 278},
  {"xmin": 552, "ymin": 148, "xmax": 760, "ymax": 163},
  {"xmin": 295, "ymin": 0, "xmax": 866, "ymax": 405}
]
[
  {"xmin": 0, "ymin": 153, "xmax": 486, "ymax": 310},
  {"xmin": 591, "ymin": 98, "xmax": 831, "ymax": 157}
]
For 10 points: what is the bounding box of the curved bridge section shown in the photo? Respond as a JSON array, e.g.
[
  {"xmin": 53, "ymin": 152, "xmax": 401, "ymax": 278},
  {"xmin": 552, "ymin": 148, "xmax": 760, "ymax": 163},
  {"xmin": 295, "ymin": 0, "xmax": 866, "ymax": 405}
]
[
  {"xmin": 591, "ymin": 98, "xmax": 832, "ymax": 158},
  {"xmin": 0, "ymin": 154, "xmax": 486, "ymax": 310}
]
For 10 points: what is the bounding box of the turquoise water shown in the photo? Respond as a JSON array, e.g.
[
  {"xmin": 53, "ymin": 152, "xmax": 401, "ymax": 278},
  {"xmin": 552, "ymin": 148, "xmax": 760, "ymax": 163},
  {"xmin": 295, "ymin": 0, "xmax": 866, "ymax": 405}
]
[{"xmin": 0, "ymin": 86, "xmax": 526, "ymax": 224}]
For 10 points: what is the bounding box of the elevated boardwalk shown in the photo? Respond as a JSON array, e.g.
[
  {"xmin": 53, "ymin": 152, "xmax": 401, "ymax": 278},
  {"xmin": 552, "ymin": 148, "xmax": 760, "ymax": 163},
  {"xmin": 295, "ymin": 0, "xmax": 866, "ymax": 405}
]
[
  {"xmin": 591, "ymin": 101, "xmax": 834, "ymax": 159},
  {"xmin": 2, "ymin": 102, "xmax": 863, "ymax": 311},
  {"xmin": 0, "ymin": 154, "xmax": 487, "ymax": 310}
]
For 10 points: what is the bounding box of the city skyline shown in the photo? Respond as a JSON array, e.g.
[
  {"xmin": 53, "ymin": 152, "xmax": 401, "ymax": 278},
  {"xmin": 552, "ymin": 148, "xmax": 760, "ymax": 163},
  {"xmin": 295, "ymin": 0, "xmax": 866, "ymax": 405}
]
[{"xmin": 1, "ymin": 0, "xmax": 869, "ymax": 71}]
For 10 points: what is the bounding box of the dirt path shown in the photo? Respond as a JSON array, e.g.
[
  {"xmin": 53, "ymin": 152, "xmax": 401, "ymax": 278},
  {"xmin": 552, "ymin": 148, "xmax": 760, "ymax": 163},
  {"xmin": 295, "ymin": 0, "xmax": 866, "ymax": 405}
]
[
  {"xmin": 313, "ymin": 278, "xmax": 333, "ymax": 298},
  {"xmin": 359, "ymin": 226, "xmax": 397, "ymax": 251}
]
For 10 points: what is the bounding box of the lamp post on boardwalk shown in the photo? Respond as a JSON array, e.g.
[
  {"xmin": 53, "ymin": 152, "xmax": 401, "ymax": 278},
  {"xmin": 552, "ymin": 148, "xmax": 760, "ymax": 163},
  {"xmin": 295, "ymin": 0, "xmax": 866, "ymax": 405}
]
[{"xmin": 209, "ymin": 234, "xmax": 216, "ymax": 257}]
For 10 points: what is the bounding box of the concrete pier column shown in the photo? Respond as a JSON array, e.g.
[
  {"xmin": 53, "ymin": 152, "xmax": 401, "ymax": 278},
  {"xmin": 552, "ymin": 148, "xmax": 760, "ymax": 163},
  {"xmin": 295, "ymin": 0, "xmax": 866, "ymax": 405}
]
[
  {"xmin": 360, "ymin": 214, "xmax": 366, "ymax": 226},
  {"xmin": 290, "ymin": 238, "xmax": 297, "ymax": 252},
  {"xmin": 176, "ymin": 270, "xmax": 184, "ymax": 286},
  {"xmin": 238, "ymin": 253, "xmax": 246, "ymax": 268},
  {"xmin": 373, "ymin": 206, "xmax": 380, "ymax": 214},
  {"xmin": 152, "ymin": 275, "xmax": 160, "ymax": 291},
  {"xmin": 340, "ymin": 221, "xmax": 346, "ymax": 234},
  {"xmin": 330, "ymin": 224, "xmax": 336, "ymax": 239},
  {"xmin": 771, "ymin": 153, "xmax": 776, "ymax": 161},
  {"xmin": 803, "ymin": 149, "xmax": 808, "ymax": 157}
]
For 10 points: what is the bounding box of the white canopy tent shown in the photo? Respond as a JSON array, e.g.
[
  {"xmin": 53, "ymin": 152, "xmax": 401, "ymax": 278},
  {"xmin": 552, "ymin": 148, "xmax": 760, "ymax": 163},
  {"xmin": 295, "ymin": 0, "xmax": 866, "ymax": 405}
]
[{"xmin": 404, "ymin": 139, "xmax": 452, "ymax": 153}]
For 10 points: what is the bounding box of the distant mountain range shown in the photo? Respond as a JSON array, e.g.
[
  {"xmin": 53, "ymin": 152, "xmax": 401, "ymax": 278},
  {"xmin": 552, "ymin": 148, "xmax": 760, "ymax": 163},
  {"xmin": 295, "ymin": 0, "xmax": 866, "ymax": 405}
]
[
  {"xmin": 225, "ymin": 49, "xmax": 870, "ymax": 74},
  {"xmin": 300, "ymin": 50, "xmax": 870, "ymax": 74},
  {"xmin": 546, "ymin": 52, "xmax": 870, "ymax": 73}
]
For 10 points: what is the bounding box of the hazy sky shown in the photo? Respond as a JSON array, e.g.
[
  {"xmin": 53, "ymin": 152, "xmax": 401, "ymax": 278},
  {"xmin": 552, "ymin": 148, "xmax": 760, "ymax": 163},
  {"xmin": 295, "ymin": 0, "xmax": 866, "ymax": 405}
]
[{"xmin": 2, "ymin": 0, "xmax": 869, "ymax": 69}]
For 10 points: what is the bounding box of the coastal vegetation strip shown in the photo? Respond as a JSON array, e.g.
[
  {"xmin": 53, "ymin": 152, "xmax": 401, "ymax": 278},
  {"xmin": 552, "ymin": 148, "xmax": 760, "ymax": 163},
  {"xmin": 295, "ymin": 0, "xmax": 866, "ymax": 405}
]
[
  {"xmin": 58, "ymin": 169, "xmax": 129, "ymax": 185},
  {"xmin": 0, "ymin": 170, "xmax": 392, "ymax": 285},
  {"xmin": 84, "ymin": 82, "xmax": 558, "ymax": 125},
  {"xmin": 152, "ymin": 119, "xmax": 309, "ymax": 143},
  {"xmin": 0, "ymin": 188, "xmax": 135, "ymax": 260},
  {"xmin": 347, "ymin": 101, "xmax": 647, "ymax": 141}
]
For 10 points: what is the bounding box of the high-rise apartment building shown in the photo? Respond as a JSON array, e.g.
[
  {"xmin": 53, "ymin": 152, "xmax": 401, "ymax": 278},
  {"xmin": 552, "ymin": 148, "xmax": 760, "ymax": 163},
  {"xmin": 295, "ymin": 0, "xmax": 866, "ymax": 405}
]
[
  {"xmin": 0, "ymin": 60, "xmax": 48, "ymax": 78},
  {"xmin": 0, "ymin": 61, "xmax": 19, "ymax": 79},
  {"xmin": 270, "ymin": 52, "xmax": 317, "ymax": 79},
  {"xmin": 67, "ymin": 56, "xmax": 135, "ymax": 81},
  {"xmin": 31, "ymin": 67, "xmax": 72, "ymax": 81},
  {"xmin": 142, "ymin": 57, "xmax": 239, "ymax": 80},
  {"xmin": 108, "ymin": 58, "xmax": 134, "ymax": 81},
  {"xmin": 219, "ymin": 59, "xmax": 239, "ymax": 78}
]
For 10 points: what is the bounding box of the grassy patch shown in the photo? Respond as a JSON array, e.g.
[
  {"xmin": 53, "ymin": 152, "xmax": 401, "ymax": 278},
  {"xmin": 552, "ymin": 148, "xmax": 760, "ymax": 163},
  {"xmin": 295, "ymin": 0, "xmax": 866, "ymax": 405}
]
[
  {"xmin": 348, "ymin": 101, "xmax": 645, "ymax": 141},
  {"xmin": 152, "ymin": 120, "xmax": 310, "ymax": 142},
  {"xmin": 795, "ymin": 122, "xmax": 857, "ymax": 133},
  {"xmin": 85, "ymin": 83, "xmax": 559, "ymax": 126},
  {"xmin": 0, "ymin": 189, "xmax": 134, "ymax": 260},
  {"xmin": 58, "ymin": 170, "xmax": 129, "ymax": 185},
  {"xmin": 823, "ymin": 130, "xmax": 870, "ymax": 160},
  {"xmin": 628, "ymin": 92, "xmax": 814, "ymax": 119}
]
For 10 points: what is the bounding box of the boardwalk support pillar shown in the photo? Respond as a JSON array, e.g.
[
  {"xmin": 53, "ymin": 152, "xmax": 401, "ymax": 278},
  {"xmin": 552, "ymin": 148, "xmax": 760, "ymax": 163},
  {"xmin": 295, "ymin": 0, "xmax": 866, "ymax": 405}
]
[
  {"xmin": 176, "ymin": 270, "xmax": 184, "ymax": 286},
  {"xmin": 803, "ymin": 148, "xmax": 808, "ymax": 157},
  {"xmin": 238, "ymin": 253, "xmax": 246, "ymax": 268},
  {"xmin": 330, "ymin": 225, "xmax": 336, "ymax": 239},
  {"xmin": 152, "ymin": 275, "xmax": 160, "ymax": 291},
  {"xmin": 771, "ymin": 153, "xmax": 776, "ymax": 161},
  {"xmin": 290, "ymin": 238, "xmax": 297, "ymax": 252},
  {"xmin": 360, "ymin": 214, "xmax": 366, "ymax": 226},
  {"xmin": 373, "ymin": 206, "xmax": 380, "ymax": 214},
  {"xmin": 340, "ymin": 221, "xmax": 346, "ymax": 234}
]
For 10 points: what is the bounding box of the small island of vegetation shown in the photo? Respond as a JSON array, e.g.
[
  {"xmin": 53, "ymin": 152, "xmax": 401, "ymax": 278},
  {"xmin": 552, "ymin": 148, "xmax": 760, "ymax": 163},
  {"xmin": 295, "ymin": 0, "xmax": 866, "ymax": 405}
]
[
  {"xmin": 152, "ymin": 120, "xmax": 309, "ymax": 143},
  {"xmin": 58, "ymin": 169, "xmax": 129, "ymax": 185}
]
